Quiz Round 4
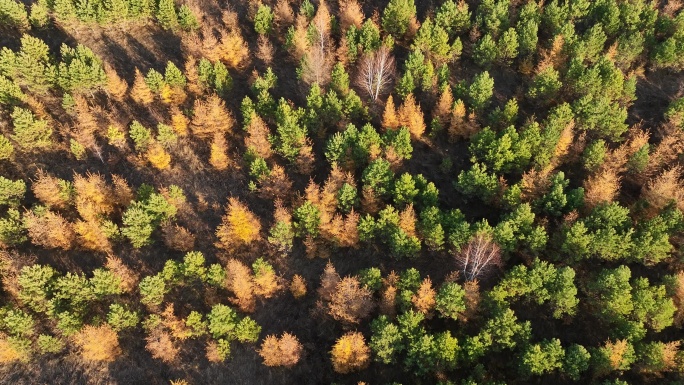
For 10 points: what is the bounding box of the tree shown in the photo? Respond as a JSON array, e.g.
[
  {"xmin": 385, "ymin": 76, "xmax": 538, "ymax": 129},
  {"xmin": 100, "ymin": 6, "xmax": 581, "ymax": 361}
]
[
  {"xmin": 328, "ymin": 276, "xmax": 374, "ymax": 324},
  {"xmin": 467, "ymin": 71, "xmax": 494, "ymax": 111},
  {"xmin": 381, "ymin": 0, "xmax": 416, "ymax": 38},
  {"xmin": 411, "ymin": 277, "xmax": 436, "ymax": 316},
  {"xmin": 370, "ymin": 315, "xmax": 403, "ymax": 364},
  {"xmin": 254, "ymin": 4, "xmax": 274, "ymax": 35},
  {"xmin": 23, "ymin": 209, "xmax": 75, "ymax": 250},
  {"xmin": 215, "ymin": 198, "xmax": 261, "ymax": 250},
  {"xmin": 10, "ymin": 107, "xmax": 52, "ymax": 149},
  {"xmin": 0, "ymin": 0, "xmax": 29, "ymax": 30},
  {"xmin": 382, "ymin": 95, "xmax": 399, "ymax": 130},
  {"xmin": 0, "ymin": 176, "xmax": 24, "ymax": 207},
  {"xmin": 563, "ymin": 344, "xmax": 591, "ymax": 381},
  {"xmin": 191, "ymin": 95, "xmax": 235, "ymax": 138},
  {"xmin": 290, "ymin": 274, "xmax": 307, "ymax": 298},
  {"xmin": 473, "ymin": 34, "xmax": 497, "ymax": 67},
  {"xmin": 397, "ymin": 93, "xmax": 425, "ymax": 138},
  {"xmin": 355, "ymin": 46, "xmax": 395, "ymax": 102},
  {"xmin": 57, "ymin": 44, "xmax": 106, "ymax": 93},
  {"xmin": 156, "ymin": 0, "xmax": 178, "ymax": 30},
  {"xmin": 591, "ymin": 339, "xmax": 636, "ymax": 376},
  {"xmin": 435, "ymin": 281, "xmax": 466, "ymax": 320},
  {"xmin": 331, "ymin": 331, "xmax": 370, "ymax": 373},
  {"xmin": 130, "ymin": 68, "xmax": 153, "ymax": 105},
  {"xmin": 74, "ymin": 324, "xmax": 121, "ymax": 362},
  {"xmin": 225, "ymin": 259, "xmax": 256, "ymax": 312},
  {"xmin": 519, "ymin": 339, "xmax": 565, "ymax": 376},
  {"xmin": 259, "ymin": 333, "xmax": 303, "ymax": 367},
  {"xmin": 456, "ymin": 233, "xmax": 502, "ymax": 281}
]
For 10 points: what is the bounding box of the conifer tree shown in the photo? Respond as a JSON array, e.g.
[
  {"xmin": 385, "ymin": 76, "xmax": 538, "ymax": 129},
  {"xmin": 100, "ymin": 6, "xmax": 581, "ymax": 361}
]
[
  {"xmin": 331, "ymin": 331, "xmax": 370, "ymax": 373},
  {"xmin": 130, "ymin": 68, "xmax": 154, "ymax": 105},
  {"xmin": 397, "ymin": 94, "xmax": 425, "ymax": 138},
  {"xmin": 0, "ymin": 0, "xmax": 29, "ymax": 31},
  {"xmin": 10, "ymin": 107, "xmax": 52, "ymax": 150},
  {"xmin": 156, "ymin": 0, "xmax": 178, "ymax": 30},
  {"xmin": 191, "ymin": 95, "xmax": 235, "ymax": 138},
  {"xmin": 215, "ymin": 198, "xmax": 261, "ymax": 250},
  {"xmin": 382, "ymin": 95, "xmax": 399, "ymax": 130}
]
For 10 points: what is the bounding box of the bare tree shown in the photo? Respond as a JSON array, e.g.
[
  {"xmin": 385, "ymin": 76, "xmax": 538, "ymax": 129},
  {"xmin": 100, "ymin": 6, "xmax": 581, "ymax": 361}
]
[
  {"xmin": 355, "ymin": 46, "xmax": 396, "ymax": 102},
  {"xmin": 456, "ymin": 233, "xmax": 502, "ymax": 281},
  {"xmin": 300, "ymin": 1, "xmax": 333, "ymax": 86}
]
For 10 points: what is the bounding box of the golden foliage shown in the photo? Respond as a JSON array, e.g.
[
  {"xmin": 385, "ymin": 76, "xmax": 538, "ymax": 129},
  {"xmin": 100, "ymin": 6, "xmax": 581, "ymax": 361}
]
[
  {"xmin": 205, "ymin": 340, "xmax": 223, "ymax": 362},
  {"xmin": 259, "ymin": 165, "xmax": 294, "ymax": 200},
  {"xmin": 216, "ymin": 198, "xmax": 262, "ymax": 250},
  {"xmin": 24, "ymin": 210, "xmax": 75, "ymax": 250},
  {"xmin": 191, "ymin": 95, "xmax": 235, "ymax": 138},
  {"xmin": 296, "ymin": 142, "xmax": 316, "ymax": 174},
  {"xmin": 209, "ymin": 133, "xmax": 230, "ymax": 170},
  {"xmin": 74, "ymin": 324, "xmax": 121, "ymax": 362},
  {"xmin": 162, "ymin": 223, "xmax": 195, "ymax": 252},
  {"xmin": 290, "ymin": 274, "xmax": 307, "ymax": 298},
  {"xmin": 411, "ymin": 277, "xmax": 436, "ymax": 317},
  {"xmin": 338, "ymin": 0, "xmax": 364, "ymax": 31},
  {"xmin": 160, "ymin": 84, "xmax": 187, "ymax": 105},
  {"xmin": 641, "ymin": 167, "xmax": 684, "ymax": 215},
  {"xmin": 331, "ymin": 332, "xmax": 370, "ymax": 374},
  {"xmin": 32, "ymin": 170, "xmax": 70, "ymax": 208},
  {"xmin": 382, "ymin": 95, "xmax": 399, "ymax": 130},
  {"xmin": 318, "ymin": 261, "xmax": 341, "ymax": 301},
  {"xmin": 111, "ymin": 175, "xmax": 134, "ymax": 207},
  {"xmin": 274, "ymin": 0, "xmax": 294, "ymax": 27},
  {"xmin": 0, "ymin": 335, "xmax": 27, "ymax": 363},
  {"xmin": 290, "ymin": 15, "xmax": 310, "ymax": 60},
  {"xmin": 74, "ymin": 220, "xmax": 111, "ymax": 252},
  {"xmin": 74, "ymin": 173, "xmax": 114, "ymax": 221},
  {"xmin": 583, "ymin": 169, "xmax": 621, "ymax": 210},
  {"xmin": 520, "ymin": 167, "xmax": 553, "ymax": 201},
  {"xmin": 184, "ymin": 56, "xmax": 202, "ymax": 95},
  {"xmin": 398, "ymin": 94, "xmax": 425, "ymax": 138},
  {"xmin": 130, "ymin": 68, "xmax": 154, "ymax": 105},
  {"xmin": 219, "ymin": 29, "xmax": 249, "ymax": 69},
  {"xmin": 105, "ymin": 256, "xmax": 138, "ymax": 293},
  {"xmin": 643, "ymin": 129, "xmax": 684, "ymax": 179},
  {"xmin": 606, "ymin": 339, "xmax": 630, "ymax": 371},
  {"xmin": 170, "ymin": 380, "xmax": 190, "ymax": 385},
  {"xmin": 379, "ymin": 284, "xmax": 397, "ymax": 317},
  {"xmin": 145, "ymin": 328, "xmax": 179, "ymax": 363},
  {"xmin": 259, "ymin": 332, "xmax": 303, "ymax": 367},
  {"xmin": 225, "ymin": 259, "xmax": 256, "ymax": 312},
  {"xmin": 146, "ymin": 143, "xmax": 172, "ymax": 170},
  {"xmin": 161, "ymin": 304, "xmax": 192, "ymax": 340},
  {"xmin": 433, "ymin": 86, "xmax": 454, "ymax": 127},
  {"xmin": 448, "ymin": 100, "xmax": 480, "ymax": 141},
  {"xmin": 245, "ymin": 115, "xmax": 272, "ymax": 159},
  {"xmin": 170, "ymin": 107, "xmax": 190, "ymax": 137},
  {"xmin": 105, "ymin": 65, "xmax": 128, "ymax": 101},
  {"xmin": 328, "ymin": 276, "xmax": 374, "ymax": 324},
  {"xmin": 361, "ymin": 186, "xmax": 380, "ymax": 215},
  {"xmin": 256, "ymin": 35, "xmax": 274, "ymax": 65},
  {"xmin": 398, "ymin": 204, "xmax": 417, "ymax": 237},
  {"xmin": 253, "ymin": 265, "xmax": 282, "ymax": 298}
]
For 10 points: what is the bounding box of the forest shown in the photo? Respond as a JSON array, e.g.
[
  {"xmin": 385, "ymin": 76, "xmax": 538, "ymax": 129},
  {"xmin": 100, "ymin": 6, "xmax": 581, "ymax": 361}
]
[{"xmin": 0, "ymin": 0, "xmax": 684, "ymax": 383}]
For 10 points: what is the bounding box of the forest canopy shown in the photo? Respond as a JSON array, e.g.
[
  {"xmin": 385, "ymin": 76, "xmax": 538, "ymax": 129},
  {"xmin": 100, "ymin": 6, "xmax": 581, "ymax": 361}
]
[{"xmin": 0, "ymin": 0, "xmax": 683, "ymax": 384}]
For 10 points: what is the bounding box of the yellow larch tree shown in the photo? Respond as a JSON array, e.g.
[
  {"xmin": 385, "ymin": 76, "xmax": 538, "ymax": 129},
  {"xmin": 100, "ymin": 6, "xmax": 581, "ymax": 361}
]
[{"xmin": 215, "ymin": 198, "xmax": 261, "ymax": 250}]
